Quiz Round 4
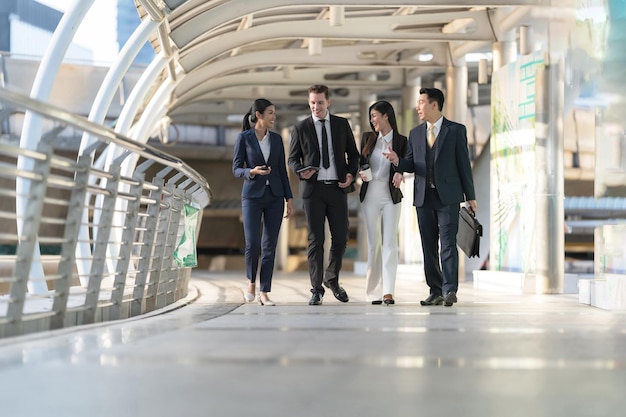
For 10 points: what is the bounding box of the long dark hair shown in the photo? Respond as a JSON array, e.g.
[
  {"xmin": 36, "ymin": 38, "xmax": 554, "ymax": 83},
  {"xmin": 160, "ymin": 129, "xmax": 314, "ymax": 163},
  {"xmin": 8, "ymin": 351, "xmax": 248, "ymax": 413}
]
[
  {"xmin": 362, "ymin": 100, "xmax": 398, "ymax": 157},
  {"xmin": 242, "ymin": 98, "xmax": 274, "ymax": 131}
]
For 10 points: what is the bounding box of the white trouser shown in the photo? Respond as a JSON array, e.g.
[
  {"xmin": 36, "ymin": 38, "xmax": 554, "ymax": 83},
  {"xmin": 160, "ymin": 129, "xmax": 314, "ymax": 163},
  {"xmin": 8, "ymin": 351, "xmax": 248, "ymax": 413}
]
[{"xmin": 361, "ymin": 180, "xmax": 402, "ymax": 301}]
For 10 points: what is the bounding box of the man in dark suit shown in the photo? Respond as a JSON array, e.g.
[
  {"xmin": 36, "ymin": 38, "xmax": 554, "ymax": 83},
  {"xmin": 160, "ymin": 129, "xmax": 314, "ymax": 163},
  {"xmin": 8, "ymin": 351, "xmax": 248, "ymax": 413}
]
[
  {"xmin": 288, "ymin": 84, "xmax": 360, "ymax": 305},
  {"xmin": 384, "ymin": 87, "xmax": 477, "ymax": 307}
]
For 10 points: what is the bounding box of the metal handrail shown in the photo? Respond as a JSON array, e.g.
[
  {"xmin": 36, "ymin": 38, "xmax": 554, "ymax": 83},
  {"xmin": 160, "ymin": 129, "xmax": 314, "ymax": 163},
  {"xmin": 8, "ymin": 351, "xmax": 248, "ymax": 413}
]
[
  {"xmin": 0, "ymin": 87, "xmax": 211, "ymax": 206},
  {"xmin": 0, "ymin": 86, "xmax": 212, "ymax": 338}
]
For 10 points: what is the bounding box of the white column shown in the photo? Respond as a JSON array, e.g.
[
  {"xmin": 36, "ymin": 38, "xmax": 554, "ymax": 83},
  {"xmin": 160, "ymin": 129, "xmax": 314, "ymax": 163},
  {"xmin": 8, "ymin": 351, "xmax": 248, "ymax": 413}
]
[
  {"xmin": 444, "ymin": 60, "xmax": 468, "ymax": 125},
  {"xmin": 399, "ymin": 73, "xmax": 421, "ymax": 265},
  {"xmin": 535, "ymin": 62, "xmax": 565, "ymax": 294},
  {"xmin": 401, "ymin": 72, "xmax": 421, "ymax": 136},
  {"xmin": 17, "ymin": 0, "xmax": 95, "ymax": 294},
  {"xmin": 444, "ymin": 61, "xmax": 468, "ymax": 282},
  {"xmin": 492, "ymin": 41, "xmax": 517, "ymax": 72},
  {"xmin": 276, "ymin": 127, "xmax": 291, "ymax": 271},
  {"xmin": 355, "ymin": 82, "xmax": 377, "ymax": 267}
]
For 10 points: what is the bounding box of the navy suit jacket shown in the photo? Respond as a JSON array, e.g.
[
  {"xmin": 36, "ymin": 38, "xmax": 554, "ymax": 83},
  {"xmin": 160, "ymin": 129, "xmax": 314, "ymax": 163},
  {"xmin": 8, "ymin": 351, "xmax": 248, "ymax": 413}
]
[
  {"xmin": 232, "ymin": 129, "xmax": 293, "ymax": 200},
  {"xmin": 358, "ymin": 131, "xmax": 408, "ymax": 204},
  {"xmin": 397, "ymin": 117, "xmax": 475, "ymax": 207},
  {"xmin": 288, "ymin": 114, "xmax": 359, "ymax": 198}
]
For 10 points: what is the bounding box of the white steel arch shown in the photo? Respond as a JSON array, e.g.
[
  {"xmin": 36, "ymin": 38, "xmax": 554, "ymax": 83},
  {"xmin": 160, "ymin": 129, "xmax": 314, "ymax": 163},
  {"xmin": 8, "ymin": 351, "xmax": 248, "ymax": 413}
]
[
  {"xmin": 12, "ymin": 0, "xmax": 559, "ymax": 294},
  {"xmin": 17, "ymin": 0, "xmax": 95, "ymax": 295}
]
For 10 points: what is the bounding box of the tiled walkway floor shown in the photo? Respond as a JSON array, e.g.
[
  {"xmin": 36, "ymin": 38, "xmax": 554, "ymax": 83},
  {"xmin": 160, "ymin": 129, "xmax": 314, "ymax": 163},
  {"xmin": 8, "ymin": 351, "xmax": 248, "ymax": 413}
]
[{"xmin": 0, "ymin": 269, "xmax": 625, "ymax": 416}]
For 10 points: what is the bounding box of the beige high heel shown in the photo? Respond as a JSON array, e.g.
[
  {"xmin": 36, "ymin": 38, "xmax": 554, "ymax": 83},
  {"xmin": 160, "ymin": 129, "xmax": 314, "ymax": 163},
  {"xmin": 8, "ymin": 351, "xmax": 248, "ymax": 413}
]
[
  {"xmin": 244, "ymin": 282, "xmax": 255, "ymax": 302},
  {"xmin": 258, "ymin": 293, "xmax": 275, "ymax": 306}
]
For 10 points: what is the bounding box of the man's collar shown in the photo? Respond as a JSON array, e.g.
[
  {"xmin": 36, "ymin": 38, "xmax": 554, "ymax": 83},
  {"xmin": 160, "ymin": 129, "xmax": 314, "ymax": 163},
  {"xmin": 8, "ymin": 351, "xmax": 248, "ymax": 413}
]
[
  {"xmin": 312, "ymin": 113, "xmax": 330, "ymax": 122},
  {"xmin": 428, "ymin": 116, "xmax": 443, "ymax": 130}
]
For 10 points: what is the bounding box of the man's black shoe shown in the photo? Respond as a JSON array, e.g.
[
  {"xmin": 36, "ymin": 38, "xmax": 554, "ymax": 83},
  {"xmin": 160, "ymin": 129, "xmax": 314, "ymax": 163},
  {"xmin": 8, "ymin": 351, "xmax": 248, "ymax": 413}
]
[
  {"xmin": 444, "ymin": 292, "xmax": 457, "ymax": 307},
  {"xmin": 324, "ymin": 280, "xmax": 349, "ymax": 303},
  {"xmin": 420, "ymin": 294, "xmax": 444, "ymax": 306},
  {"xmin": 309, "ymin": 291, "xmax": 323, "ymax": 305}
]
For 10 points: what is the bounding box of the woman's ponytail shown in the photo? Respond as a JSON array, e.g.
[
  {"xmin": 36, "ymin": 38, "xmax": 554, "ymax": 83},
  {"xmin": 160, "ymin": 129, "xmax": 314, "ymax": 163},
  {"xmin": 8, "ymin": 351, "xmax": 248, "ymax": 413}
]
[{"xmin": 242, "ymin": 98, "xmax": 273, "ymax": 131}]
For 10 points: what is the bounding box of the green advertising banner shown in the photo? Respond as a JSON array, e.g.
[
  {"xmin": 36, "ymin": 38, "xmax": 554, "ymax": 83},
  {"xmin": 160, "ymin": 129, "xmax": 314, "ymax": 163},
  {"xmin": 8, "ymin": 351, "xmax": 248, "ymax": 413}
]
[{"xmin": 490, "ymin": 51, "xmax": 545, "ymax": 272}]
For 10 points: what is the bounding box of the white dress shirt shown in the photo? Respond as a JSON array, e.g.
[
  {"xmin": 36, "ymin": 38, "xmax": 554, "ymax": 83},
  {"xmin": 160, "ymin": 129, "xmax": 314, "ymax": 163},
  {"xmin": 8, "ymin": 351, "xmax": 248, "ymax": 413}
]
[
  {"xmin": 312, "ymin": 114, "xmax": 338, "ymax": 181},
  {"xmin": 371, "ymin": 130, "xmax": 393, "ymax": 182}
]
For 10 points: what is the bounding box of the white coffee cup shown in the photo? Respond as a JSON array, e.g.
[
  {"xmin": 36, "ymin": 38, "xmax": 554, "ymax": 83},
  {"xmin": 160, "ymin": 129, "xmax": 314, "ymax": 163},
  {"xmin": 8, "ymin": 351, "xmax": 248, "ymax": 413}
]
[{"xmin": 360, "ymin": 165, "xmax": 373, "ymax": 182}]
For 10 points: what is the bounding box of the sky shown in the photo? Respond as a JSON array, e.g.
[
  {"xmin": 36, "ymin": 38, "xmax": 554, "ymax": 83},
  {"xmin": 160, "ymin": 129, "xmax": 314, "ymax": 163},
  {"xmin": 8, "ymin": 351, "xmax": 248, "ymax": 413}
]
[{"xmin": 35, "ymin": 0, "xmax": 119, "ymax": 64}]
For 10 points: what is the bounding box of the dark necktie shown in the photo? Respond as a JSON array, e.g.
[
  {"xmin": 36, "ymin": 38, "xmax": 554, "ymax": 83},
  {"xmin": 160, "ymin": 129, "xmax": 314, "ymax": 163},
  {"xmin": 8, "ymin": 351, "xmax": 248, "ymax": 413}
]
[{"xmin": 320, "ymin": 119, "xmax": 330, "ymax": 169}]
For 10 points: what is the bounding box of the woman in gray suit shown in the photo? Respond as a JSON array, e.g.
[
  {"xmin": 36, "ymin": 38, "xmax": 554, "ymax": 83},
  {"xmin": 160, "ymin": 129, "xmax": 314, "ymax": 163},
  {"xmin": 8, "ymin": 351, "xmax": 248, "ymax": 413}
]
[{"xmin": 233, "ymin": 98, "xmax": 295, "ymax": 306}]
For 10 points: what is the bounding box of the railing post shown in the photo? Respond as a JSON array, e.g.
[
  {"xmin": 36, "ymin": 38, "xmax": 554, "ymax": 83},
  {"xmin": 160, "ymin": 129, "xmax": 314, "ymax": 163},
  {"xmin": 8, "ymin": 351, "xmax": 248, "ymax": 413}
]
[
  {"xmin": 81, "ymin": 165, "xmax": 121, "ymax": 324},
  {"xmin": 158, "ymin": 173, "xmax": 187, "ymax": 307},
  {"xmin": 5, "ymin": 146, "xmax": 51, "ymax": 337},
  {"xmin": 109, "ymin": 157, "xmax": 144, "ymax": 321},
  {"xmin": 143, "ymin": 173, "xmax": 172, "ymax": 313},
  {"xmin": 50, "ymin": 152, "xmax": 92, "ymax": 330},
  {"xmin": 130, "ymin": 176, "xmax": 163, "ymax": 317}
]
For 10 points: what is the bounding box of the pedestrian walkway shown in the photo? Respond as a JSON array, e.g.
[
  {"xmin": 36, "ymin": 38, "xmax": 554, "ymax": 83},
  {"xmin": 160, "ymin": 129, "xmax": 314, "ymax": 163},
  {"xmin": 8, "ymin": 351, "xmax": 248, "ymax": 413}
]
[{"xmin": 0, "ymin": 269, "xmax": 624, "ymax": 417}]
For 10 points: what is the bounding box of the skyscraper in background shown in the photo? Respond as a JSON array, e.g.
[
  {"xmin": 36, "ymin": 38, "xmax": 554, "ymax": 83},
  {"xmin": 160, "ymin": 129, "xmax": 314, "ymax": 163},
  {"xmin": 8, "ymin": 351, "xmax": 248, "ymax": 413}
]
[
  {"xmin": 117, "ymin": 0, "xmax": 155, "ymax": 65},
  {"xmin": 0, "ymin": 0, "xmax": 63, "ymax": 57},
  {"xmin": 1, "ymin": 0, "xmax": 154, "ymax": 66}
]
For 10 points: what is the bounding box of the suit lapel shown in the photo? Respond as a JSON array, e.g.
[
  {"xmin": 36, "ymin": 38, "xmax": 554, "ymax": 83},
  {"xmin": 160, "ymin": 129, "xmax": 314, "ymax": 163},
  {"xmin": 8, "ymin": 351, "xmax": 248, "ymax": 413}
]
[
  {"xmin": 391, "ymin": 132, "xmax": 401, "ymax": 154},
  {"xmin": 435, "ymin": 118, "xmax": 450, "ymax": 160},
  {"xmin": 329, "ymin": 115, "xmax": 337, "ymax": 152},
  {"xmin": 306, "ymin": 117, "xmax": 322, "ymax": 165},
  {"xmin": 267, "ymin": 133, "xmax": 278, "ymax": 166},
  {"xmin": 417, "ymin": 123, "xmax": 427, "ymax": 157},
  {"xmin": 248, "ymin": 129, "xmax": 267, "ymax": 165}
]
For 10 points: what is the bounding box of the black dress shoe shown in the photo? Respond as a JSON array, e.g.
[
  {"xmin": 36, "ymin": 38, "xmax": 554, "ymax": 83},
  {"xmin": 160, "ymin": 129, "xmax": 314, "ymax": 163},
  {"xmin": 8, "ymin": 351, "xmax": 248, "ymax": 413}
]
[
  {"xmin": 444, "ymin": 292, "xmax": 457, "ymax": 307},
  {"xmin": 371, "ymin": 300, "xmax": 383, "ymax": 305},
  {"xmin": 309, "ymin": 291, "xmax": 323, "ymax": 305},
  {"xmin": 324, "ymin": 280, "xmax": 349, "ymax": 303},
  {"xmin": 420, "ymin": 294, "xmax": 444, "ymax": 306}
]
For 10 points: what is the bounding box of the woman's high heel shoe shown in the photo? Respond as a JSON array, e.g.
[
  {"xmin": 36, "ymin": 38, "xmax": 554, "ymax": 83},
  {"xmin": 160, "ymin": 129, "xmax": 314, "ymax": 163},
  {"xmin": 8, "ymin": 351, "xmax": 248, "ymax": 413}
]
[
  {"xmin": 258, "ymin": 294, "xmax": 275, "ymax": 306},
  {"xmin": 244, "ymin": 282, "xmax": 255, "ymax": 302},
  {"xmin": 383, "ymin": 294, "xmax": 395, "ymax": 305}
]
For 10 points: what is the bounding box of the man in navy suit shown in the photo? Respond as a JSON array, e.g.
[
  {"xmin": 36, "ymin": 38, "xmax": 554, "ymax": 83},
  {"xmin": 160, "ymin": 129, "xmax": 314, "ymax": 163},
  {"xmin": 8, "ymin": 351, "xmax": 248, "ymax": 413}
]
[
  {"xmin": 288, "ymin": 85, "xmax": 359, "ymax": 305},
  {"xmin": 384, "ymin": 88, "xmax": 477, "ymax": 307}
]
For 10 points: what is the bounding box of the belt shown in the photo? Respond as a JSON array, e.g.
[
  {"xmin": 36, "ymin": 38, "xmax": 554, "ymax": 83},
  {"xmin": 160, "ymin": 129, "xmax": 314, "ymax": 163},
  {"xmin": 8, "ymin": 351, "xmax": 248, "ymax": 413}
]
[{"xmin": 319, "ymin": 180, "xmax": 338, "ymax": 185}]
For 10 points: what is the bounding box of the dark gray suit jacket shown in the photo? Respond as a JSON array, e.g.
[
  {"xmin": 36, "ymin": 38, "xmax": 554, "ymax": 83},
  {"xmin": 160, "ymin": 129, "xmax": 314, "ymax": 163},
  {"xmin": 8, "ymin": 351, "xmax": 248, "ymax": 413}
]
[
  {"xmin": 397, "ymin": 117, "xmax": 475, "ymax": 207},
  {"xmin": 288, "ymin": 114, "xmax": 359, "ymax": 198}
]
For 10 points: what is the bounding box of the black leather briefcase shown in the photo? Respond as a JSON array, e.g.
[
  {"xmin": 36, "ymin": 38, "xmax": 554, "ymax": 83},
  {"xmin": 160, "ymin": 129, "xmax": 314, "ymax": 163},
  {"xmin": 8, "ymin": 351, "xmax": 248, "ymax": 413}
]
[{"xmin": 457, "ymin": 206, "xmax": 482, "ymax": 258}]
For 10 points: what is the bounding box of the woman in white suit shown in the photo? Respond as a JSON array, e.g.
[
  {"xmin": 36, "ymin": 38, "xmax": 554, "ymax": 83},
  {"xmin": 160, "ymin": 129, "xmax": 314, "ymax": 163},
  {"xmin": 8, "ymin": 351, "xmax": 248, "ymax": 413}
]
[
  {"xmin": 233, "ymin": 98, "xmax": 295, "ymax": 305},
  {"xmin": 358, "ymin": 101, "xmax": 407, "ymax": 304}
]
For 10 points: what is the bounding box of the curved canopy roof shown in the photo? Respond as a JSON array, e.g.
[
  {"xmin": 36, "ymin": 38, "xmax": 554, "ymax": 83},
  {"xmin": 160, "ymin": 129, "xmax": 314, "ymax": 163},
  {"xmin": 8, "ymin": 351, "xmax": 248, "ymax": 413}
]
[{"xmin": 133, "ymin": 0, "xmax": 551, "ymax": 127}]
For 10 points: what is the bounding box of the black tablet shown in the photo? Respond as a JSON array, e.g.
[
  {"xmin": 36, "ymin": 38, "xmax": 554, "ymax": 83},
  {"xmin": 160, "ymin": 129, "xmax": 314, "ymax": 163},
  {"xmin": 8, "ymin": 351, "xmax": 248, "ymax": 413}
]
[{"xmin": 296, "ymin": 166, "xmax": 320, "ymax": 174}]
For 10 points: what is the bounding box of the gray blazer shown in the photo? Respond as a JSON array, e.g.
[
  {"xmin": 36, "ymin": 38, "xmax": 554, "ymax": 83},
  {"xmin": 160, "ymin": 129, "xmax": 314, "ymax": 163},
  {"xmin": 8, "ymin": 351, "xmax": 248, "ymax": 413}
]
[{"xmin": 397, "ymin": 117, "xmax": 475, "ymax": 207}]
